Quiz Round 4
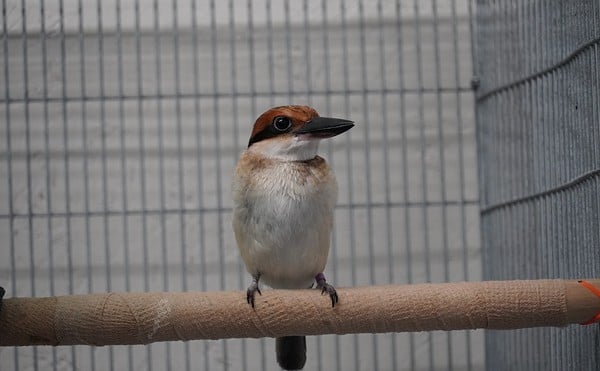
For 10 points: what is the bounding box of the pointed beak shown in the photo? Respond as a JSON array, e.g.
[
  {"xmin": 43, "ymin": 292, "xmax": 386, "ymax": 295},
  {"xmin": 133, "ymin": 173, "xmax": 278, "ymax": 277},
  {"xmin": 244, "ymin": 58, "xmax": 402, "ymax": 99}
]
[{"xmin": 294, "ymin": 117, "xmax": 354, "ymax": 139}]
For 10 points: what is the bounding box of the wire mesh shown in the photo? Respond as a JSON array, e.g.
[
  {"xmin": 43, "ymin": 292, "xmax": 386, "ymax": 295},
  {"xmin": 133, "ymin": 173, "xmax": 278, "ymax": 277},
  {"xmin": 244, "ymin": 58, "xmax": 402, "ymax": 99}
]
[
  {"xmin": 475, "ymin": 1, "xmax": 600, "ymax": 370},
  {"xmin": 1, "ymin": 0, "xmax": 481, "ymax": 370}
]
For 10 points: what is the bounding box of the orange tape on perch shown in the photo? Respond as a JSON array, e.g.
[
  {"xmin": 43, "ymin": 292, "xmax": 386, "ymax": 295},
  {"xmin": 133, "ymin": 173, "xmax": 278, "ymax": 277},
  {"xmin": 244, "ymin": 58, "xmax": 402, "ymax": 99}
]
[
  {"xmin": 0, "ymin": 279, "xmax": 598, "ymax": 347},
  {"xmin": 577, "ymin": 280, "xmax": 600, "ymax": 325}
]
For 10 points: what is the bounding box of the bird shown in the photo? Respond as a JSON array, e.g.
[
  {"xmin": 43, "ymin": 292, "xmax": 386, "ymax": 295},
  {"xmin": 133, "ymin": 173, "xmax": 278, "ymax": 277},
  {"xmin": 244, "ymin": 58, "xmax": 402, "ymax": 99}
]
[{"xmin": 232, "ymin": 105, "xmax": 354, "ymax": 370}]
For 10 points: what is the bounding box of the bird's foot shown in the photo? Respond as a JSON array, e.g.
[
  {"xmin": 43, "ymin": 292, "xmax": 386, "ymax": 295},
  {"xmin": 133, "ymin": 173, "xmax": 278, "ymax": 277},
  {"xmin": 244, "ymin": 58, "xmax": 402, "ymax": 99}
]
[
  {"xmin": 246, "ymin": 274, "xmax": 261, "ymax": 308},
  {"xmin": 315, "ymin": 273, "xmax": 339, "ymax": 307}
]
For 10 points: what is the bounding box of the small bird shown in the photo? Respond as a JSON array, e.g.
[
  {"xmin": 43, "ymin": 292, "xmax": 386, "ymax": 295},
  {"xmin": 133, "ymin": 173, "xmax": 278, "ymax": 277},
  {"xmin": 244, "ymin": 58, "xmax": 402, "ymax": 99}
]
[{"xmin": 232, "ymin": 105, "xmax": 354, "ymax": 370}]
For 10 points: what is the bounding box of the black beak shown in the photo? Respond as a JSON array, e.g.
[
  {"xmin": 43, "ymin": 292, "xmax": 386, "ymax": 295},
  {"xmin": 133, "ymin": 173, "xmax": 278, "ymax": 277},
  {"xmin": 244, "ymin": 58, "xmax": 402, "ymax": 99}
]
[{"xmin": 294, "ymin": 117, "xmax": 354, "ymax": 138}]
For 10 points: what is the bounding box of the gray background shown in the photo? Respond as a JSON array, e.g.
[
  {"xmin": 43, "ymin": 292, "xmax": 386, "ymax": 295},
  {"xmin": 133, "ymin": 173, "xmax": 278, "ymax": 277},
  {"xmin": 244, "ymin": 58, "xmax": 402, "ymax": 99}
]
[{"xmin": 1, "ymin": 0, "xmax": 481, "ymax": 370}]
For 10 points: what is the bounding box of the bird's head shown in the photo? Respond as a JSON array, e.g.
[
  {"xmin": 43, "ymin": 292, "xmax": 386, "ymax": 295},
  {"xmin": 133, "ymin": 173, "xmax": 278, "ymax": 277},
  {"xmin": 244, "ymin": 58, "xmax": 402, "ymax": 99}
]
[{"xmin": 246, "ymin": 105, "xmax": 354, "ymax": 161}]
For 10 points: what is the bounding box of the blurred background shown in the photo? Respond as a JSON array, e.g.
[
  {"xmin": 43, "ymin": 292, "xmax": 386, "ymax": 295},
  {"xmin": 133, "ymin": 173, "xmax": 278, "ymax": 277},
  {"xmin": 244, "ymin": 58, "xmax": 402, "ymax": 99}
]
[{"xmin": 1, "ymin": 0, "xmax": 598, "ymax": 370}]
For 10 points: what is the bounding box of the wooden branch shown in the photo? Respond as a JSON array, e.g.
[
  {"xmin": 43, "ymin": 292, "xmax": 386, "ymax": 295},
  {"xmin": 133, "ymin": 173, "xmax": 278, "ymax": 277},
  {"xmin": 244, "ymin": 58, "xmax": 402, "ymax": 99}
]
[{"xmin": 1, "ymin": 279, "xmax": 598, "ymax": 347}]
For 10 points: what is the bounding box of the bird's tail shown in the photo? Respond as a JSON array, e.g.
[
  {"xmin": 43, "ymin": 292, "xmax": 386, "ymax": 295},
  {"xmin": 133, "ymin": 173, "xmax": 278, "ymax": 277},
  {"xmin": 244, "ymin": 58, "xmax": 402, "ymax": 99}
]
[{"xmin": 276, "ymin": 336, "xmax": 307, "ymax": 370}]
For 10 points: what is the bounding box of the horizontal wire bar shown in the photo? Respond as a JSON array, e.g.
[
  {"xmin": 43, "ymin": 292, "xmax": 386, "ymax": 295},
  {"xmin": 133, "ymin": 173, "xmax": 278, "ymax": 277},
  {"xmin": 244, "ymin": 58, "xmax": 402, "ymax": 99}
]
[
  {"xmin": 476, "ymin": 36, "xmax": 600, "ymax": 102},
  {"xmin": 2, "ymin": 15, "xmax": 472, "ymax": 40},
  {"xmin": 0, "ymin": 199, "xmax": 479, "ymax": 219},
  {"xmin": 0, "ymin": 87, "xmax": 473, "ymax": 104},
  {"xmin": 481, "ymin": 168, "xmax": 600, "ymax": 215}
]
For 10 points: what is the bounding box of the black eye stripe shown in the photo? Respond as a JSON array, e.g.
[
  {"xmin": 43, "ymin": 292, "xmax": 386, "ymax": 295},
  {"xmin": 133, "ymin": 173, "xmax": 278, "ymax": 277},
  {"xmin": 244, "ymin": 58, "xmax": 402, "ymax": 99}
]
[
  {"xmin": 247, "ymin": 116, "xmax": 294, "ymax": 147},
  {"xmin": 247, "ymin": 129, "xmax": 276, "ymax": 147}
]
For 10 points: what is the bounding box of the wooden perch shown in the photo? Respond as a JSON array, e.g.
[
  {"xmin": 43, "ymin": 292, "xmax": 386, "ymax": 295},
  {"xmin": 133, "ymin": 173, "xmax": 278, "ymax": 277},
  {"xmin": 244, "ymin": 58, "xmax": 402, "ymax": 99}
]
[{"xmin": 1, "ymin": 279, "xmax": 599, "ymax": 347}]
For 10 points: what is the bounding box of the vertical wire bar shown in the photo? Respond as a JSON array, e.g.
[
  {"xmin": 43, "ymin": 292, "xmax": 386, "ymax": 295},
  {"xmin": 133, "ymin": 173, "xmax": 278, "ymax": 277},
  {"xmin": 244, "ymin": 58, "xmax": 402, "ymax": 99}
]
[
  {"xmin": 497, "ymin": 2, "xmax": 504, "ymax": 286},
  {"xmin": 115, "ymin": 0, "xmax": 134, "ymax": 369},
  {"xmin": 376, "ymin": 0, "xmax": 392, "ymax": 284},
  {"xmin": 152, "ymin": 0, "xmax": 166, "ymax": 287},
  {"xmin": 452, "ymin": 0, "xmax": 472, "ymax": 369},
  {"xmin": 97, "ymin": 0, "xmax": 115, "ymax": 368},
  {"xmin": 172, "ymin": 0, "xmax": 186, "ymax": 291},
  {"xmin": 59, "ymin": 0, "xmax": 72, "ymax": 295},
  {"xmin": 39, "ymin": 19, "xmax": 57, "ymax": 370},
  {"xmin": 116, "ymin": 0, "xmax": 128, "ymax": 291},
  {"xmin": 231, "ymin": 0, "xmax": 242, "ymax": 368},
  {"xmin": 543, "ymin": 3, "xmax": 553, "ymax": 365},
  {"xmin": 556, "ymin": 3, "xmax": 566, "ymax": 367},
  {"xmin": 376, "ymin": 0, "xmax": 396, "ymax": 369},
  {"xmin": 151, "ymin": 0, "xmax": 172, "ymax": 367},
  {"xmin": 595, "ymin": 40, "xmax": 600, "ymax": 307},
  {"xmin": 21, "ymin": 0, "xmax": 33, "ymax": 311},
  {"xmin": 78, "ymin": 0, "xmax": 95, "ymax": 369},
  {"xmin": 510, "ymin": 2, "xmax": 519, "ymax": 365},
  {"xmin": 494, "ymin": 0, "xmax": 501, "ymax": 280},
  {"xmin": 247, "ymin": 28, "xmax": 266, "ymax": 357},
  {"xmin": 512, "ymin": 2, "xmax": 524, "ymax": 360},
  {"xmin": 594, "ymin": 21, "xmax": 600, "ymax": 171},
  {"xmin": 475, "ymin": 0, "xmax": 489, "ymax": 365},
  {"xmin": 431, "ymin": 0, "xmax": 447, "ymax": 278},
  {"xmin": 303, "ymin": 0, "xmax": 313, "ymax": 104},
  {"xmin": 58, "ymin": 0, "xmax": 76, "ymax": 366},
  {"xmin": 581, "ymin": 24, "xmax": 592, "ymax": 303},
  {"xmin": 413, "ymin": 0, "xmax": 429, "ymax": 271},
  {"xmin": 247, "ymin": 0, "xmax": 257, "ymax": 115},
  {"xmin": 532, "ymin": 0, "xmax": 542, "ymax": 306},
  {"xmin": 170, "ymin": 1, "xmax": 190, "ymax": 368},
  {"xmin": 266, "ymin": 0, "xmax": 274, "ymax": 107},
  {"xmin": 356, "ymin": 2, "xmax": 377, "ymax": 370},
  {"xmin": 547, "ymin": 36, "xmax": 558, "ymax": 371},
  {"xmin": 97, "ymin": 0, "xmax": 110, "ymax": 288},
  {"xmin": 284, "ymin": 0, "xmax": 292, "ymax": 102},
  {"xmin": 474, "ymin": 0, "xmax": 486, "ymax": 213},
  {"xmin": 594, "ymin": 33, "xmax": 600, "ymax": 178},
  {"xmin": 133, "ymin": 1, "xmax": 152, "ymax": 367},
  {"xmin": 534, "ymin": 0, "xmax": 543, "ymax": 301},
  {"xmin": 37, "ymin": 1, "xmax": 47, "ymax": 370},
  {"xmin": 300, "ymin": 1, "xmax": 321, "ymax": 369},
  {"xmin": 538, "ymin": 0, "xmax": 546, "ymax": 282},
  {"xmin": 133, "ymin": 0, "xmax": 147, "ymax": 291},
  {"xmin": 39, "ymin": 1, "xmax": 52, "ymax": 368},
  {"xmin": 357, "ymin": 0, "xmax": 374, "ymax": 284},
  {"xmin": 482, "ymin": 1, "xmax": 492, "ymax": 364},
  {"xmin": 526, "ymin": 2, "xmax": 534, "ymax": 330},
  {"xmin": 395, "ymin": 1, "xmax": 415, "ymax": 368},
  {"xmin": 3, "ymin": 0, "xmax": 19, "ymax": 368},
  {"xmin": 339, "ymin": 2, "xmax": 359, "ymax": 369},
  {"xmin": 431, "ymin": 0, "xmax": 452, "ymax": 368},
  {"xmin": 190, "ymin": 1, "xmax": 210, "ymax": 368},
  {"xmin": 209, "ymin": 2, "xmax": 228, "ymax": 368},
  {"xmin": 263, "ymin": 3, "xmax": 273, "ymax": 367},
  {"xmin": 547, "ymin": 4, "xmax": 559, "ymax": 364},
  {"xmin": 507, "ymin": 5, "xmax": 515, "ymax": 366},
  {"xmin": 320, "ymin": 1, "xmax": 341, "ymax": 369},
  {"xmin": 413, "ymin": 0, "xmax": 433, "ymax": 368},
  {"xmin": 238, "ymin": 1, "xmax": 251, "ymax": 368},
  {"xmin": 245, "ymin": 0, "xmax": 255, "ymax": 184},
  {"xmin": 226, "ymin": 0, "xmax": 240, "ymax": 364},
  {"xmin": 552, "ymin": 13, "xmax": 563, "ymax": 366}
]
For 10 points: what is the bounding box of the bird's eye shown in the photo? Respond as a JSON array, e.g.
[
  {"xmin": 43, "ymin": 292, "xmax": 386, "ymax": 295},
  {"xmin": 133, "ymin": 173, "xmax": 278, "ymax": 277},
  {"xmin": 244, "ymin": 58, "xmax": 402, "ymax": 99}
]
[{"xmin": 272, "ymin": 116, "xmax": 292, "ymax": 132}]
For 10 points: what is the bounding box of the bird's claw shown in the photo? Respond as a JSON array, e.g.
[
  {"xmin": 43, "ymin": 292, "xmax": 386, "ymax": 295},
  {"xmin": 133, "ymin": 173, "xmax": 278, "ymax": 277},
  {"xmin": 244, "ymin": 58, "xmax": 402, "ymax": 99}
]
[
  {"xmin": 315, "ymin": 273, "xmax": 338, "ymax": 307},
  {"xmin": 318, "ymin": 282, "xmax": 339, "ymax": 307},
  {"xmin": 246, "ymin": 279, "xmax": 261, "ymax": 308}
]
